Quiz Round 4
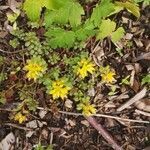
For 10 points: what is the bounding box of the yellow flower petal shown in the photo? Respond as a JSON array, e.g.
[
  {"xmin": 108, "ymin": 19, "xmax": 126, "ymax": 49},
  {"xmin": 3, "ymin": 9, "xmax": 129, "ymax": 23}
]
[
  {"xmin": 100, "ymin": 66, "xmax": 116, "ymax": 84},
  {"xmin": 24, "ymin": 57, "xmax": 47, "ymax": 81},
  {"xmin": 49, "ymin": 79, "xmax": 71, "ymax": 100},
  {"xmin": 14, "ymin": 112, "xmax": 26, "ymax": 124},
  {"xmin": 77, "ymin": 58, "xmax": 95, "ymax": 79}
]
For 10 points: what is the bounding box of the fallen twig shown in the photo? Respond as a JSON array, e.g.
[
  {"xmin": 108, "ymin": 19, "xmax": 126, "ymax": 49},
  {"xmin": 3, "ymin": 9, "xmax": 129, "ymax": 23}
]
[
  {"xmin": 36, "ymin": 107, "xmax": 150, "ymax": 124},
  {"xmin": 58, "ymin": 110, "xmax": 149, "ymax": 124},
  {"xmin": 135, "ymin": 109, "xmax": 150, "ymax": 117},
  {"xmin": 86, "ymin": 116, "xmax": 122, "ymax": 150},
  {"xmin": 1, "ymin": 107, "xmax": 149, "ymax": 123},
  {"xmin": 0, "ymin": 48, "xmax": 27, "ymax": 54},
  {"xmin": 3, "ymin": 123, "xmax": 32, "ymax": 131}
]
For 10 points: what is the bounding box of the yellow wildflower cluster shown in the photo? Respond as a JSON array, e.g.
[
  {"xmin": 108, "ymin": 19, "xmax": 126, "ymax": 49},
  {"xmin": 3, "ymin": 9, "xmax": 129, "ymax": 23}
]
[
  {"xmin": 78, "ymin": 102, "xmax": 96, "ymax": 116},
  {"xmin": 100, "ymin": 65, "xmax": 116, "ymax": 83},
  {"xmin": 76, "ymin": 58, "xmax": 95, "ymax": 79},
  {"xmin": 50, "ymin": 79, "xmax": 71, "ymax": 100},
  {"xmin": 14, "ymin": 112, "xmax": 26, "ymax": 124},
  {"xmin": 24, "ymin": 57, "xmax": 47, "ymax": 81}
]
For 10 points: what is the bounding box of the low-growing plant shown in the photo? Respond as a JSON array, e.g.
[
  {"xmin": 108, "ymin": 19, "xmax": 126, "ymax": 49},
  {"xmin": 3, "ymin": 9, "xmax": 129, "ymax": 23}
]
[{"xmin": 8, "ymin": 0, "xmax": 141, "ymax": 120}]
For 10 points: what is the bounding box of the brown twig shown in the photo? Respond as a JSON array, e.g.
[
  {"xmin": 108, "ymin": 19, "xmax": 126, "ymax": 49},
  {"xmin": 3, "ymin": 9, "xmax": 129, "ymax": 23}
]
[
  {"xmin": 85, "ymin": 116, "xmax": 123, "ymax": 150},
  {"xmin": 58, "ymin": 110, "xmax": 149, "ymax": 124},
  {"xmin": 3, "ymin": 123, "xmax": 32, "ymax": 131},
  {"xmin": 0, "ymin": 48, "xmax": 27, "ymax": 54}
]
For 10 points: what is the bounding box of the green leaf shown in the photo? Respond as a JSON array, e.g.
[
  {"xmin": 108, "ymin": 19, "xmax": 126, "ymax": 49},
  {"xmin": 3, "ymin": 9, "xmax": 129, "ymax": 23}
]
[
  {"xmin": 75, "ymin": 22, "xmax": 96, "ymax": 41},
  {"xmin": 43, "ymin": 0, "xmax": 55, "ymax": 10},
  {"xmin": 43, "ymin": 0, "xmax": 66, "ymax": 10},
  {"xmin": 97, "ymin": 19, "xmax": 116, "ymax": 40},
  {"xmin": 23, "ymin": 0, "xmax": 62, "ymax": 21},
  {"xmin": 23, "ymin": 0, "xmax": 43, "ymax": 21},
  {"xmin": 97, "ymin": 19, "xmax": 125, "ymax": 42},
  {"xmin": 90, "ymin": 0, "xmax": 115, "ymax": 27},
  {"xmin": 142, "ymin": 74, "xmax": 150, "ymax": 85},
  {"xmin": 67, "ymin": 1, "xmax": 84, "ymax": 27},
  {"xmin": 44, "ymin": 1, "xmax": 84, "ymax": 28},
  {"xmin": 115, "ymin": 1, "xmax": 140, "ymax": 18},
  {"xmin": 45, "ymin": 28, "xmax": 76, "ymax": 48},
  {"xmin": 75, "ymin": 27, "xmax": 96, "ymax": 41},
  {"xmin": 111, "ymin": 27, "xmax": 125, "ymax": 42}
]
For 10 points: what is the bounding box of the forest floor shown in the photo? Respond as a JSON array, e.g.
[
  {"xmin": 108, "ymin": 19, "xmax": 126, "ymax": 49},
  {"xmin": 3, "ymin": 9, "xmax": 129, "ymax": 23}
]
[{"xmin": 0, "ymin": 0, "xmax": 150, "ymax": 150}]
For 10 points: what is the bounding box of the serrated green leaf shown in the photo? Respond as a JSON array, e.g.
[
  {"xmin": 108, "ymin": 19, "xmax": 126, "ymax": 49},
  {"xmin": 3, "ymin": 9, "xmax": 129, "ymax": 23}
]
[
  {"xmin": 23, "ymin": 0, "xmax": 62, "ymax": 21},
  {"xmin": 44, "ymin": 6, "xmax": 70, "ymax": 27},
  {"xmin": 115, "ymin": 1, "xmax": 140, "ymax": 18},
  {"xmin": 45, "ymin": 28, "xmax": 75, "ymax": 48},
  {"xmin": 90, "ymin": 0, "xmax": 115, "ymax": 27},
  {"xmin": 67, "ymin": 2, "xmax": 84, "ymax": 27},
  {"xmin": 111, "ymin": 27, "xmax": 125, "ymax": 42},
  {"xmin": 23, "ymin": 0, "xmax": 43, "ymax": 21},
  {"xmin": 75, "ymin": 28, "xmax": 95, "ymax": 41},
  {"xmin": 44, "ymin": 1, "xmax": 84, "ymax": 28},
  {"xmin": 44, "ymin": 10, "xmax": 58, "ymax": 28},
  {"xmin": 97, "ymin": 19, "xmax": 116, "ymax": 40}
]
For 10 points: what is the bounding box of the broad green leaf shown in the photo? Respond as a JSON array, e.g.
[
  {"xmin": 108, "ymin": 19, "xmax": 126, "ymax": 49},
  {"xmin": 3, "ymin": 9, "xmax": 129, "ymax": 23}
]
[
  {"xmin": 44, "ymin": 1, "xmax": 84, "ymax": 28},
  {"xmin": 43, "ymin": 0, "xmax": 55, "ymax": 10},
  {"xmin": 44, "ymin": 10, "xmax": 55, "ymax": 28},
  {"xmin": 90, "ymin": 0, "xmax": 115, "ymax": 27},
  {"xmin": 111, "ymin": 27, "xmax": 125, "ymax": 42},
  {"xmin": 75, "ymin": 28, "xmax": 96, "ymax": 41},
  {"xmin": 97, "ymin": 19, "xmax": 116, "ymax": 40},
  {"xmin": 108, "ymin": 5, "xmax": 123, "ymax": 16},
  {"xmin": 44, "ymin": 8, "xmax": 69, "ymax": 28},
  {"xmin": 115, "ymin": 1, "xmax": 140, "ymax": 18},
  {"xmin": 23, "ymin": 0, "xmax": 64, "ymax": 21},
  {"xmin": 67, "ymin": 2, "xmax": 84, "ymax": 27},
  {"xmin": 23, "ymin": 0, "xmax": 43, "ymax": 21},
  {"xmin": 45, "ymin": 28, "xmax": 76, "ymax": 48},
  {"xmin": 43, "ymin": 0, "xmax": 67, "ymax": 10}
]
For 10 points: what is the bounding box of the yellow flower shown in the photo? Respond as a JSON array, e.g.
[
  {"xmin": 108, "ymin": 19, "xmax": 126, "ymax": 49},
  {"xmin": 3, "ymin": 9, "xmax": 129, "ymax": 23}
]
[
  {"xmin": 76, "ymin": 58, "xmax": 95, "ymax": 79},
  {"xmin": 24, "ymin": 57, "xmax": 47, "ymax": 81},
  {"xmin": 100, "ymin": 66, "xmax": 116, "ymax": 83},
  {"xmin": 78, "ymin": 103, "xmax": 96, "ymax": 116},
  {"xmin": 50, "ymin": 79, "xmax": 71, "ymax": 100},
  {"xmin": 14, "ymin": 112, "xmax": 26, "ymax": 124}
]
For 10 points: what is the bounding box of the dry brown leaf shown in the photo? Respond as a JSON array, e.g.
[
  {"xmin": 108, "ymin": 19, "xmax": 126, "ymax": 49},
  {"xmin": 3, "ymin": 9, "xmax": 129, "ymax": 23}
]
[
  {"xmin": 135, "ymin": 98, "xmax": 150, "ymax": 112},
  {"xmin": 0, "ymin": 132, "xmax": 15, "ymax": 150},
  {"xmin": 117, "ymin": 88, "xmax": 147, "ymax": 111}
]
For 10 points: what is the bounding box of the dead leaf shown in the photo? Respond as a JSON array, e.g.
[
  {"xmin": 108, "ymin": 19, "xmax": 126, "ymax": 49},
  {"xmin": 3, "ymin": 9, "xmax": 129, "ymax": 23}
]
[
  {"xmin": 39, "ymin": 110, "xmax": 47, "ymax": 119},
  {"xmin": 131, "ymin": 78, "xmax": 140, "ymax": 92},
  {"xmin": 117, "ymin": 87, "xmax": 147, "ymax": 111},
  {"xmin": 81, "ymin": 120, "xmax": 89, "ymax": 127},
  {"xmin": 26, "ymin": 120, "xmax": 38, "ymax": 129},
  {"xmin": 8, "ymin": 0, "xmax": 21, "ymax": 14},
  {"xmin": 0, "ymin": 132, "xmax": 15, "ymax": 150},
  {"xmin": 134, "ymin": 38, "xmax": 143, "ymax": 47},
  {"xmin": 41, "ymin": 129, "xmax": 49, "ymax": 139},
  {"xmin": 5, "ymin": 88, "xmax": 15, "ymax": 102},
  {"xmin": 135, "ymin": 52, "xmax": 150, "ymax": 61},
  {"xmin": 65, "ymin": 99, "xmax": 73, "ymax": 109},
  {"xmin": 0, "ymin": 31, "xmax": 8, "ymax": 38},
  {"xmin": 135, "ymin": 98, "xmax": 150, "ymax": 112}
]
